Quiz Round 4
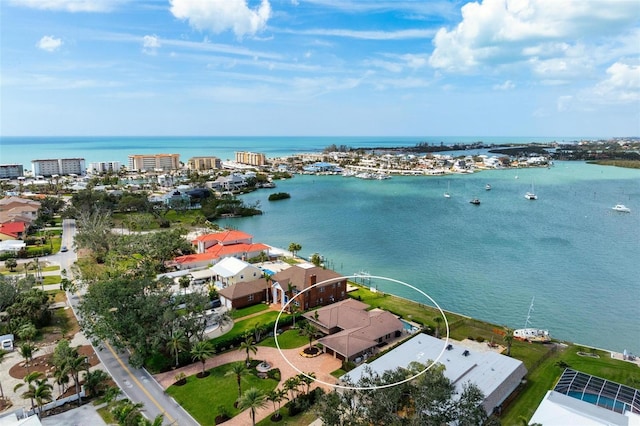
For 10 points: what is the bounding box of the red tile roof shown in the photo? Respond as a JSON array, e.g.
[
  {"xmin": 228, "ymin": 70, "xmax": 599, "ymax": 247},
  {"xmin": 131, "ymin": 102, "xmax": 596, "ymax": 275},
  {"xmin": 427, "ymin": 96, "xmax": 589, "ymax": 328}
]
[
  {"xmin": 0, "ymin": 221, "xmax": 26, "ymax": 238},
  {"xmin": 192, "ymin": 230, "xmax": 253, "ymax": 243},
  {"xmin": 205, "ymin": 242, "xmax": 269, "ymax": 256}
]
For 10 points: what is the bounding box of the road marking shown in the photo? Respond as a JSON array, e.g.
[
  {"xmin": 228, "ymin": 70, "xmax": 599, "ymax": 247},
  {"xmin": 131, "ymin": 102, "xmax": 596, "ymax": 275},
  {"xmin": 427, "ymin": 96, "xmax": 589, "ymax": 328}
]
[{"xmin": 105, "ymin": 342, "xmax": 176, "ymax": 424}]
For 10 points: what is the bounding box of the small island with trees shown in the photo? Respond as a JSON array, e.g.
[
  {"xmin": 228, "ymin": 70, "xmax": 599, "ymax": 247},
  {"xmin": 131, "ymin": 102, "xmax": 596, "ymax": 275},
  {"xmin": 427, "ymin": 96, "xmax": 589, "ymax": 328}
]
[{"xmin": 268, "ymin": 192, "xmax": 291, "ymax": 201}]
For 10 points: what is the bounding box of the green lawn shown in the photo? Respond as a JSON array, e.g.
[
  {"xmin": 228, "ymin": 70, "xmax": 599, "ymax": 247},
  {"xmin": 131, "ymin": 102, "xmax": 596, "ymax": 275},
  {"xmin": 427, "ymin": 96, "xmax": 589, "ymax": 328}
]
[
  {"xmin": 348, "ymin": 285, "xmax": 468, "ymax": 330},
  {"xmin": 167, "ymin": 361, "xmax": 279, "ymax": 426},
  {"xmin": 501, "ymin": 344, "xmax": 640, "ymax": 424},
  {"xmin": 259, "ymin": 329, "xmax": 308, "ymax": 349},
  {"xmin": 232, "ymin": 303, "xmax": 269, "ymax": 319},
  {"xmin": 256, "ymin": 405, "xmax": 318, "ymax": 426},
  {"xmin": 210, "ymin": 311, "xmax": 288, "ymax": 348}
]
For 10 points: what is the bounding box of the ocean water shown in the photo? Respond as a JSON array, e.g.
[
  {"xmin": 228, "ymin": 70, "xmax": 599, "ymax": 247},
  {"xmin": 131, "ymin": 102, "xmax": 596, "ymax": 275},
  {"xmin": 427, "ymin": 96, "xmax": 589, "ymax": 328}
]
[
  {"xmin": 1, "ymin": 135, "xmax": 578, "ymax": 167},
  {"xmin": 1, "ymin": 137, "xmax": 638, "ymax": 353}
]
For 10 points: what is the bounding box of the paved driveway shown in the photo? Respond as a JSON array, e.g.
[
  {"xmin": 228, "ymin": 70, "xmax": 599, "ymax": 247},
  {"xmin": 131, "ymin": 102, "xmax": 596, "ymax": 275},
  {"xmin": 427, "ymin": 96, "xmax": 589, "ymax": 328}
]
[
  {"xmin": 41, "ymin": 403, "xmax": 106, "ymax": 426},
  {"xmin": 154, "ymin": 346, "xmax": 342, "ymax": 425}
]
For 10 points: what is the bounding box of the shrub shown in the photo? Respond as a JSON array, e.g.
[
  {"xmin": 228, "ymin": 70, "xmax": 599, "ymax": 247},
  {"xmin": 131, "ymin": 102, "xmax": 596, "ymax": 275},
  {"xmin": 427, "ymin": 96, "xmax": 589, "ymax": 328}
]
[
  {"xmin": 476, "ymin": 336, "xmax": 485, "ymax": 343},
  {"xmin": 267, "ymin": 368, "xmax": 281, "ymax": 381}
]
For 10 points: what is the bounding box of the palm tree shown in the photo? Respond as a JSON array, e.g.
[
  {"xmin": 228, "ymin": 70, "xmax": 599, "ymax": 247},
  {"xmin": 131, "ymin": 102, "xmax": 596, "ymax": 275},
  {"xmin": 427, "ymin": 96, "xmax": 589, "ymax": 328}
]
[
  {"xmin": 83, "ymin": 369, "xmax": 110, "ymax": 398},
  {"xmin": 298, "ymin": 372, "xmax": 316, "ymax": 395},
  {"xmin": 433, "ymin": 316, "xmax": 443, "ymax": 339},
  {"xmin": 14, "ymin": 372, "xmax": 49, "ymax": 416},
  {"xmin": 112, "ymin": 399, "xmax": 146, "ymax": 425},
  {"xmin": 190, "ymin": 341, "xmax": 215, "ymax": 377},
  {"xmin": 239, "ymin": 334, "xmax": 258, "ymax": 367},
  {"xmin": 283, "ymin": 376, "xmax": 301, "ymax": 402},
  {"xmin": 263, "ymin": 273, "xmax": 272, "ymax": 304},
  {"xmin": 225, "ymin": 363, "xmax": 250, "ymax": 400},
  {"xmin": 67, "ymin": 352, "xmax": 90, "ymax": 406},
  {"xmin": 237, "ymin": 387, "xmax": 267, "ymax": 426},
  {"xmin": 168, "ymin": 330, "xmax": 187, "ymax": 368},
  {"xmin": 266, "ymin": 388, "xmax": 288, "ymax": 420},
  {"xmin": 30, "ymin": 378, "xmax": 53, "ymax": 417},
  {"xmin": 19, "ymin": 343, "xmax": 36, "ymax": 374},
  {"xmin": 178, "ymin": 275, "xmax": 191, "ymax": 295},
  {"xmin": 300, "ymin": 322, "xmax": 320, "ymax": 352},
  {"xmin": 53, "ymin": 363, "xmax": 70, "ymax": 396},
  {"xmin": 504, "ymin": 328, "xmax": 514, "ymax": 357}
]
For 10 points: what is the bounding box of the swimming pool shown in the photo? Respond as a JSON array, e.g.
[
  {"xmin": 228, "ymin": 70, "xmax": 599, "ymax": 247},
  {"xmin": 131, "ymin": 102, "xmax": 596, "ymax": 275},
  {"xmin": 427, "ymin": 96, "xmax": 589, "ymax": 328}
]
[
  {"xmin": 400, "ymin": 319, "xmax": 419, "ymax": 333},
  {"xmin": 568, "ymin": 391, "xmax": 629, "ymax": 414}
]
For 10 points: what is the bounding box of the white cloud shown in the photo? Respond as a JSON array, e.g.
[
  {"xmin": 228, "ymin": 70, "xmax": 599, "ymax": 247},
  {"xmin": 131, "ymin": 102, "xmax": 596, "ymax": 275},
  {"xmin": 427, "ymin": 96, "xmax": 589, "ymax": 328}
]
[
  {"xmin": 429, "ymin": 0, "xmax": 639, "ymax": 73},
  {"xmin": 142, "ymin": 34, "xmax": 161, "ymax": 55},
  {"xmin": 37, "ymin": 35, "xmax": 63, "ymax": 52},
  {"xmin": 589, "ymin": 61, "xmax": 640, "ymax": 104},
  {"xmin": 170, "ymin": 0, "xmax": 272, "ymax": 38},
  {"xmin": 493, "ymin": 80, "xmax": 515, "ymax": 90},
  {"xmin": 10, "ymin": 0, "xmax": 125, "ymax": 12}
]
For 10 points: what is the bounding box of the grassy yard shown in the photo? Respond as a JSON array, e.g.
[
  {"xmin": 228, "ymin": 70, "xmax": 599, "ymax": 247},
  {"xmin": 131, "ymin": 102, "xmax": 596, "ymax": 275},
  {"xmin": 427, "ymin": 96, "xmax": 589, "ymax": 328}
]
[
  {"xmin": 259, "ymin": 329, "xmax": 309, "ymax": 349},
  {"xmin": 232, "ymin": 303, "xmax": 269, "ymax": 319},
  {"xmin": 347, "ymin": 285, "xmax": 468, "ymax": 330},
  {"xmin": 167, "ymin": 361, "xmax": 279, "ymax": 426},
  {"xmin": 210, "ymin": 311, "xmax": 289, "ymax": 348},
  {"xmin": 501, "ymin": 343, "xmax": 640, "ymax": 424},
  {"xmin": 256, "ymin": 405, "xmax": 318, "ymax": 426}
]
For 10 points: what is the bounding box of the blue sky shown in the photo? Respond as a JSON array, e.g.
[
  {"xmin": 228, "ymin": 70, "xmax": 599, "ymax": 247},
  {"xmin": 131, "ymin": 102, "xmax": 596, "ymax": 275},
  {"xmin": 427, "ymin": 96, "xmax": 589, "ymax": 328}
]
[{"xmin": 1, "ymin": 0, "xmax": 638, "ymax": 137}]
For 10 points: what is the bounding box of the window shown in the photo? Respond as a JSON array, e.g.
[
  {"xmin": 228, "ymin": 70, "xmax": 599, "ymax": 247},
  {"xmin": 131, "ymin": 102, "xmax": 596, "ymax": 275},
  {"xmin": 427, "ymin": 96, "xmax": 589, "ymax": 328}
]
[
  {"xmin": 319, "ymin": 298, "xmax": 323, "ymax": 304},
  {"xmin": 319, "ymin": 287, "xmax": 325, "ymax": 293},
  {"xmin": 248, "ymin": 294, "xmax": 254, "ymax": 301},
  {"xmin": 240, "ymin": 275, "xmax": 244, "ymax": 279}
]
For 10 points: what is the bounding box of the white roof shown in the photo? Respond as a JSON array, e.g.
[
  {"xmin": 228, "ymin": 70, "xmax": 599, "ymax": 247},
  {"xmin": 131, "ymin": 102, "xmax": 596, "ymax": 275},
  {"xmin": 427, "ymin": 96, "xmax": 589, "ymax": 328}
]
[
  {"xmin": 342, "ymin": 333, "xmax": 525, "ymax": 406},
  {"xmin": 530, "ymin": 391, "xmax": 640, "ymax": 426},
  {"xmin": 211, "ymin": 257, "xmax": 253, "ymax": 278},
  {"xmin": 189, "ymin": 269, "xmax": 216, "ymax": 280}
]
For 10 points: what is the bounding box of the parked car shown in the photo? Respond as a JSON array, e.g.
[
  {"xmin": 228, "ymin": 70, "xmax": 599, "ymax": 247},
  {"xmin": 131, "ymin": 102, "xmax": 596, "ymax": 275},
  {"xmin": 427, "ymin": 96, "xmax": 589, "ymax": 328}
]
[{"xmin": 61, "ymin": 246, "xmax": 68, "ymax": 252}]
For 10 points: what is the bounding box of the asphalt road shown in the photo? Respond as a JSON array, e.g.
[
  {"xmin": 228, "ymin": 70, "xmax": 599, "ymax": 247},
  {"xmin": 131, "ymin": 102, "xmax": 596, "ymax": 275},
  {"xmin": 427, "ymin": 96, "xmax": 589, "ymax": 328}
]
[{"xmin": 61, "ymin": 219, "xmax": 198, "ymax": 426}]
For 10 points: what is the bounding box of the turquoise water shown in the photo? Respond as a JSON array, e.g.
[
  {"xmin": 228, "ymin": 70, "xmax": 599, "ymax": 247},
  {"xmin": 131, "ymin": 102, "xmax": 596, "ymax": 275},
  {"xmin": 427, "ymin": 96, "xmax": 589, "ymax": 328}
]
[
  {"xmin": 219, "ymin": 162, "xmax": 640, "ymax": 354},
  {"xmin": 568, "ymin": 391, "xmax": 628, "ymax": 413},
  {"xmin": 1, "ymin": 137, "xmax": 638, "ymax": 353},
  {"xmin": 1, "ymin": 135, "xmax": 578, "ymax": 166}
]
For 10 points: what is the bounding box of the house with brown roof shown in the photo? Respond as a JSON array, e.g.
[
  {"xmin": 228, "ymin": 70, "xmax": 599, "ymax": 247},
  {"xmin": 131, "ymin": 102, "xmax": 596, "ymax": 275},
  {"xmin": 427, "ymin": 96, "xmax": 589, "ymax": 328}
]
[
  {"xmin": 218, "ymin": 278, "xmax": 271, "ymax": 309},
  {"xmin": 271, "ymin": 263, "xmax": 347, "ymax": 311},
  {"xmin": 303, "ymin": 298, "xmax": 403, "ymax": 362},
  {"xmin": 0, "ymin": 196, "xmax": 41, "ymax": 226}
]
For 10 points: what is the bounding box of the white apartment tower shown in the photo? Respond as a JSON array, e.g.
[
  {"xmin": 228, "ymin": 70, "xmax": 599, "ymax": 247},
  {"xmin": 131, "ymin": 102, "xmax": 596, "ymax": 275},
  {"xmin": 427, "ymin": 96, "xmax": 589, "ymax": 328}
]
[
  {"xmin": 31, "ymin": 158, "xmax": 86, "ymax": 176},
  {"xmin": 88, "ymin": 161, "xmax": 122, "ymax": 174}
]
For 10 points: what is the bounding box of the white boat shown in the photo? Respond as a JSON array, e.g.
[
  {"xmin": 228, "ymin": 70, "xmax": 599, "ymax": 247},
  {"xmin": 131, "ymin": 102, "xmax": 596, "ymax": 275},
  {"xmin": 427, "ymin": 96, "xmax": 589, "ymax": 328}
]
[
  {"xmin": 485, "ymin": 183, "xmax": 492, "ymax": 190},
  {"xmin": 513, "ymin": 328, "xmax": 551, "ymax": 343},
  {"xmin": 469, "ymin": 197, "xmax": 480, "ymax": 205},
  {"xmin": 525, "ymin": 181, "xmax": 537, "ymax": 200},
  {"xmin": 612, "ymin": 204, "xmax": 631, "ymax": 213},
  {"xmin": 514, "ymin": 297, "xmax": 551, "ymax": 343},
  {"xmin": 444, "ymin": 181, "xmax": 451, "ymax": 198}
]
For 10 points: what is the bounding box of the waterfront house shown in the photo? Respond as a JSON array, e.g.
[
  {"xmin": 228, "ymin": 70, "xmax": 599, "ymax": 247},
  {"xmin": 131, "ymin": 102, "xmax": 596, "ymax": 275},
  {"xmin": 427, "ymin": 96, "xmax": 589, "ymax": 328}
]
[
  {"xmin": 303, "ymin": 298, "xmax": 404, "ymax": 362},
  {"xmin": 271, "ymin": 263, "xmax": 347, "ymax": 310},
  {"xmin": 341, "ymin": 333, "xmax": 527, "ymax": 416},
  {"xmin": 218, "ymin": 278, "xmax": 270, "ymax": 309},
  {"xmin": 210, "ymin": 257, "xmax": 262, "ymax": 288},
  {"xmin": 172, "ymin": 230, "xmax": 270, "ymax": 269}
]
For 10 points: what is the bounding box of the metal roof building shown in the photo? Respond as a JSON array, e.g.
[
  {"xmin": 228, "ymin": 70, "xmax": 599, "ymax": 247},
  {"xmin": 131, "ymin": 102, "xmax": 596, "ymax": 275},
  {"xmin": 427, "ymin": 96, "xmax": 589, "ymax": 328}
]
[{"xmin": 340, "ymin": 333, "xmax": 527, "ymax": 416}]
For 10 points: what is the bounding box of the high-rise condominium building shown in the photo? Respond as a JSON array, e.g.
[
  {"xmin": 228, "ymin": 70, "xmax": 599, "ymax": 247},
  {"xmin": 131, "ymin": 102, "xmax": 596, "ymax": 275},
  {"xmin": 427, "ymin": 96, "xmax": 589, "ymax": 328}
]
[
  {"xmin": 187, "ymin": 156, "xmax": 222, "ymax": 171},
  {"xmin": 235, "ymin": 151, "xmax": 266, "ymax": 166},
  {"xmin": 128, "ymin": 154, "xmax": 180, "ymax": 171},
  {"xmin": 31, "ymin": 158, "xmax": 86, "ymax": 176}
]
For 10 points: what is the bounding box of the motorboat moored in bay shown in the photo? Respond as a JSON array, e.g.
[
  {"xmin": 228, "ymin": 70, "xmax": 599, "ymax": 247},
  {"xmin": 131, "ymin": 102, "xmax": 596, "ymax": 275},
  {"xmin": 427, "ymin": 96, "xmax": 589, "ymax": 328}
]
[{"xmin": 612, "ymin": 204, "xmax": 631, "ymax": 213}]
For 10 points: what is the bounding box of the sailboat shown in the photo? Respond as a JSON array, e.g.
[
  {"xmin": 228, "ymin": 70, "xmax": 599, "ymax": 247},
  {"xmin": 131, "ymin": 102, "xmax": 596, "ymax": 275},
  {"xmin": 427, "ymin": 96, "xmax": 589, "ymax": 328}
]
[
  {"xmin": 525, "ymin": 181, "xmax": 537, "ymax": 200},
  {"xmin": 514, "ymin": 297, "xmax": 550, "ymax": 343},
  {"xmin": 444, "ymin": 181, "xmax": 451, "ymax": 198}
]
